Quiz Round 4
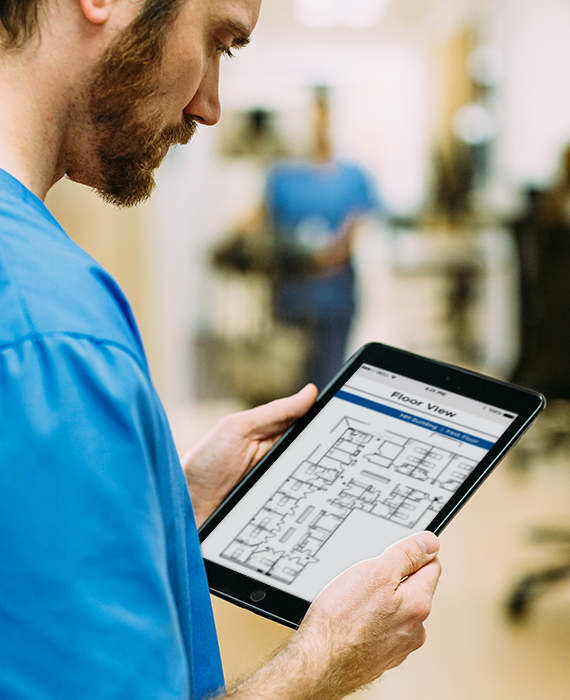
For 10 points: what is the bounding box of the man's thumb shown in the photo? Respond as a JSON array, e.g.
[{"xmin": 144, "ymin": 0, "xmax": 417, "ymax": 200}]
[{"xmin": 381, "ymin": 531, "xmax": 440, "ymax": 582}]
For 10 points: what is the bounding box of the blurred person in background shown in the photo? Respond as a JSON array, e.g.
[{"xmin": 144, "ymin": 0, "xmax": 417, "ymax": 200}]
[
  {"xmin": 0, "ymin": 1, "xmax": 440, "ymax": 699},
  {"xmin": 266, "ymin": 85, "xmax": 379, "ymax": 390},
  {"xmin": 215, "ymin": 87, "xmax": 379, "ymax": 392}
]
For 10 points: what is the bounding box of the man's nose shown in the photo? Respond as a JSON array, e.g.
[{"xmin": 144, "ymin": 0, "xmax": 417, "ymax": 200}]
[{"xmin": 184, "ymin": 61, "xmax": 221, "ymax": 126}]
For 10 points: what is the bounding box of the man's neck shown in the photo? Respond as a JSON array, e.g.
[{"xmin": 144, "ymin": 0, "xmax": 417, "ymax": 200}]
[
  {"xmin": 0, "ymin": 3, "xmax": 102, "ymax": 202},
  {"xmin": 0, "ymin": 48, "xmax": 68, "ymax": 199}
]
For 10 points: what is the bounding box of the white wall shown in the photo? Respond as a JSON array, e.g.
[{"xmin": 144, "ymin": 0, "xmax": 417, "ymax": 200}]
[{"xmin": 496, "ymin": 0, "xmax": 570, "ymax": 194}]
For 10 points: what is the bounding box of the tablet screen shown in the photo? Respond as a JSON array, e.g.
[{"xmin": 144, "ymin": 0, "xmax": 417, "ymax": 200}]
[{"xmin": 201, "ymin": 362, "xmax": 518, "ymax": 602}]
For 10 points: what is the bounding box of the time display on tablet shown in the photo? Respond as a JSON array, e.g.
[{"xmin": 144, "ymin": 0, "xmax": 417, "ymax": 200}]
[{"xmin": 201, "ymin": 362, "xmax": 518, "ymax": 602}]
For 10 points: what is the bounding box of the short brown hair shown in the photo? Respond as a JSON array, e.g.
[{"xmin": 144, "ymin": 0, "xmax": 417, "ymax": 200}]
[
  {"xmin": 0, "ymin": 0, "xmax": 182, "ymax": 49},
  {"xmin": 0, "ymin": 0, "xmax": 44, "ymax": 48}
]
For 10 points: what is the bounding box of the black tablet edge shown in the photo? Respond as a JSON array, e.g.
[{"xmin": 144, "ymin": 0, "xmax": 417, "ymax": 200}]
[
  {"xmin": 205, "ymin": 560, "xmax": 310, "ymax": 630},
  {"xmin": 357, "ymin": 343, "xmax": 546, "ymax": 412}
]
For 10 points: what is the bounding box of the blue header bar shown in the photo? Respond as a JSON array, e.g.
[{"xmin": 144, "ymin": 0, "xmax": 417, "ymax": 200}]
[{"xmin": 335, "ymin": 390, "xmax": 495, "ymax": 451}]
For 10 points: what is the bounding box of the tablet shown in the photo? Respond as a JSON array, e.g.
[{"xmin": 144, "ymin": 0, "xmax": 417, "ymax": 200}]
[{"xmin": 199, "ymin": 342, "xmax": 545, "ymax": 628}]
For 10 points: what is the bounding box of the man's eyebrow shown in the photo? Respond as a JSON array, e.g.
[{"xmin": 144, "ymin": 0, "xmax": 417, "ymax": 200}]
[{"xmin": 222, "ymin": 20, "xmax": 252, "ymax": 48}]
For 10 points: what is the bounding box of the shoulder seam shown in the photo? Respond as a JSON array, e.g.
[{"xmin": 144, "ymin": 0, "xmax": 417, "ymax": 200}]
[{"xmin": 0, "ymin": 331, "xmax": 150, "ymax": 378}]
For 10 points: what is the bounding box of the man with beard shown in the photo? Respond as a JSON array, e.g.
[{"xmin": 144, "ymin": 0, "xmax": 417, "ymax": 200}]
[{"xmin": 0, "ymin": 1, "xmax": 442, "ymax": 699}]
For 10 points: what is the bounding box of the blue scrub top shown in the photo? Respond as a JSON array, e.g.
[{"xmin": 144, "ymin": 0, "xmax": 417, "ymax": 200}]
[
  {"xmin": 266, "ymin": 160, "xmax": 377, "ymax": 322},
  {"xmin": 0, "ymin": 170, "xmax": 224, "ymax": 699}
]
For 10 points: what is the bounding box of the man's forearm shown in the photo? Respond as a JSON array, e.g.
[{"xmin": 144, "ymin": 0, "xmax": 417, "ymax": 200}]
[{"xmin": 225, "ymin": 627, "xmax": 343, "ymax": 700}]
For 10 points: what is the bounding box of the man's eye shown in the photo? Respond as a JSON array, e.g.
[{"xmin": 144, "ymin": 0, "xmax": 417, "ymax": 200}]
[{"xmin": 216, "ymin": 41, "xmax": 235, "ymax": 59}]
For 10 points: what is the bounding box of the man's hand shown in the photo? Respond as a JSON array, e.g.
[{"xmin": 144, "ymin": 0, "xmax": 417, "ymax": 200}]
[
  {"xmin": 182, "ymin": 385, "xmax": 318, "ymax": 527},
  {"xmin": 230, "ymin": 532, "xmax": 441, "ymax": 700}
]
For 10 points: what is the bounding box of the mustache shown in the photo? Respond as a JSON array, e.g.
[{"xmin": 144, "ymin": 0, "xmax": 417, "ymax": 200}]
[
  {"xmin": 136, "ymin": 113, "xmax": 198, "ymax": 173},
  {"xmin": 161, "ymin": 113, "xmax": 198, "ymax": 147}
]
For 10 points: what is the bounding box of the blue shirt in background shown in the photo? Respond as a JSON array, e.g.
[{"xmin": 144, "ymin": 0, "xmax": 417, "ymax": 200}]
[
  {"xmin": 265, "ymin": 160, "xmax": 378, "ymax": 388},
  {"xmin": 0, "ymin": 169, "xmax": 224, "ymax": 700},
  {"xmin": 266, "ymin": 160, "xmax": 377, "ymax": 322}
]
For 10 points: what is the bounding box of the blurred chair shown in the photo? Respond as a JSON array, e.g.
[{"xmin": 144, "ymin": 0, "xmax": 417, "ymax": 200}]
[
  {"xmin": 507, "ymin": 528, "xmax": 570, "ymax": 620},
  {"xmin": 506, "ymin": 158, "xmax": 570, "ymax": 620}
]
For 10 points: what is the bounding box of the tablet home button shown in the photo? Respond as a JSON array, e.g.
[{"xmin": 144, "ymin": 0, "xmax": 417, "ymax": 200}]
[{"xmin": 250, "ymin": 590, "xmax": 267, "ymax": 602}]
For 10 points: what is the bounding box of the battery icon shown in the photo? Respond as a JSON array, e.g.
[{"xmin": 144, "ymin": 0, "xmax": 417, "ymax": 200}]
[{"xmin": 504, "ymin": 413, "xmax": 515, "ymax": 419}]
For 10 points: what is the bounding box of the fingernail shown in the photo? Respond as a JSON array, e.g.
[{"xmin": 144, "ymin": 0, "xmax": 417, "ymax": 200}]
[{"xmin": 416, "ymin": 532, "xmax": 439, "ymax": 555}]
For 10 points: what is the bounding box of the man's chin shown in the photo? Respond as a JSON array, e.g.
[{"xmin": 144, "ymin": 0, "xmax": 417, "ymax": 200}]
[
  {"xmin": 92, "ymin": 166, "xmax": 159, "ymax": 208},
  {"xmin": 101, "ymin": 176, "xmax": 158, "ymax": 207},
  {"xmin": 65, "ymin": 143, "xmax": 172, "ymax": 207}
]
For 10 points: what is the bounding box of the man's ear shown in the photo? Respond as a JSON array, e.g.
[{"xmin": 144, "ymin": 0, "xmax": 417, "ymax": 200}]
[{"xmin": 78, "ymin": 0, "xmax": 117, "ymax": 26}]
